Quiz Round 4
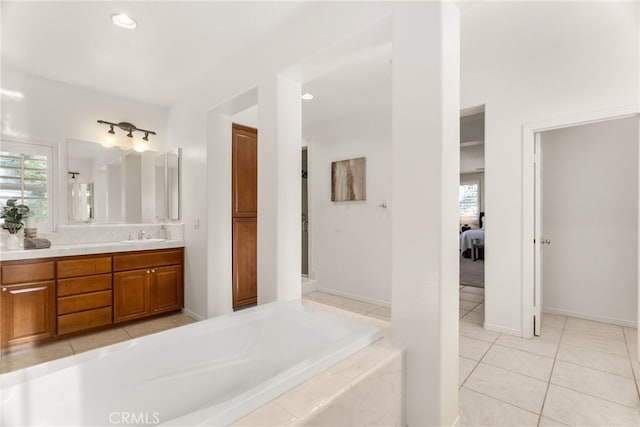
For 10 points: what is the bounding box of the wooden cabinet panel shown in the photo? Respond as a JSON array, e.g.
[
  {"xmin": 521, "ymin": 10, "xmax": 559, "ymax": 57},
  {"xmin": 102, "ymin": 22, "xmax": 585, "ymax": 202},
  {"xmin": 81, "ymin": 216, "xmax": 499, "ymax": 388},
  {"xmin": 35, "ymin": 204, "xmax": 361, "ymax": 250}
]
[
  {"xmin": 57, "ymin": 274, "xmax": 112, "ymax": 297},
  {"xmin": 232, "ymin": 124, "xmax": 258, "ymax": 217},
  {"xmin": 58, "ymin": 290, "xmax": 112, "ymax": 315},
  {"xmin": 58, "ymin": 307, "xmax": 112, "ymax": 336},
  {"xmin": 2, "ymin": 261, "xmax": 54, "ymax": 285},
  {"xmin": 113, "ymin": 250, "xmax": 183, "ymax": 272},
  {"xmin": 57, "ymin": 257, "xmax": 111, "ymax": 279},
  {"xmin": 150, "ymin": 265, "xmax": 183, "ymax": 314},
  {"xmin": 233, "ymin": 218, "xmax": 257, "ymax": 308},
  {"xmin": 1, "ymin": 281, "xmax": 56, "ymax": 347},
  {"xmin": 113, "ymin": 270, "xmax": 150, "ymax": 323}
]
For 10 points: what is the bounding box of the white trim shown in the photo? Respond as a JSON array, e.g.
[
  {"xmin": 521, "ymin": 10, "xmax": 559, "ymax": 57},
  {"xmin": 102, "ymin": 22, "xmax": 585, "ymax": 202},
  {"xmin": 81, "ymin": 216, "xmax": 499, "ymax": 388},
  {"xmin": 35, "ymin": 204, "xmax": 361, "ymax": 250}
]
[
  {"xmin": 542, "ymin": 308, "xmax": 638, "ymax": 329},
  {"xmin": 484, "ymin": 322, "xmax": 522, "ymax": 337},
  {"xmin": 521, "ymin": 104, "xmax": 640, "ymax": 339},
  {"xmin": 182, "ymin": 308, "xmax": 206, "ymax": 321},
  {"xmin": 317, "ymin": 286, "xmax": 391, "ymax": 307}
]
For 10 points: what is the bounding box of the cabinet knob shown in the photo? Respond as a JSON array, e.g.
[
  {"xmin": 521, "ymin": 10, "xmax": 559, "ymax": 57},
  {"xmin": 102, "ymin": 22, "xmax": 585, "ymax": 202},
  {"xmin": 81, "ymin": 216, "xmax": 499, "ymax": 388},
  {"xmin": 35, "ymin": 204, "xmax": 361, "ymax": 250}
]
[
  {"xmin": 151, "ymin": 269, "xmax": 155, "ymax": 273},
  {"xmin": 147, "ymin": 270, "xmax": 151, "ymax": 274},
  {"xmin": 2, "ymin": 287, "xmax": 6, "ymax": 292}
]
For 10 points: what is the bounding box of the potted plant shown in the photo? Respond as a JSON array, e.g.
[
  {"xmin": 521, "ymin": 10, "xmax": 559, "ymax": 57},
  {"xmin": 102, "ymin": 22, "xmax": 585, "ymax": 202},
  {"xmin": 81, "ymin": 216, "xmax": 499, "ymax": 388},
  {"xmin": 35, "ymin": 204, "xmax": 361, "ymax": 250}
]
[{"xmin": 1, "ymin": 199, "xmax": 30, "ymax": 250}]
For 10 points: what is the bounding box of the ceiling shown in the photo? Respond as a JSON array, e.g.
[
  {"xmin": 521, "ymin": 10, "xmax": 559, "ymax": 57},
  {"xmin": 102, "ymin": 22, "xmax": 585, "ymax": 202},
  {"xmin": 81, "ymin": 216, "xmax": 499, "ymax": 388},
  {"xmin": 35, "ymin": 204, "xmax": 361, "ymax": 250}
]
[{"xmin": 1, "ymin": 1, "xmax": 310, "ymax": 106}]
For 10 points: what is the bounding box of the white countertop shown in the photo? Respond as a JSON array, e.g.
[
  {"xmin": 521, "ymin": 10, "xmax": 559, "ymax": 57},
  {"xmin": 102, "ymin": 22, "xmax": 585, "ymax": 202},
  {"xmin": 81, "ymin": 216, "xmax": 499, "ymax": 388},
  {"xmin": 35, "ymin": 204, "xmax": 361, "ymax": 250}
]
[{"xmin": 0, "ymin": 240, "xmax": 185, "ymax": 262}]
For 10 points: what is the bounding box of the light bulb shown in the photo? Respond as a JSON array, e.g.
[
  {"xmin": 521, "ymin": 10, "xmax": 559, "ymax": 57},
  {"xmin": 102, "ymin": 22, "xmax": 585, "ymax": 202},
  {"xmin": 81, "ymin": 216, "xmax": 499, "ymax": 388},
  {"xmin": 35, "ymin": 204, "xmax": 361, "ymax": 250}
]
[
  {"xmin": 120, "ymin": 135, "xmax": 134, "ymax": 150},
  {"xmin": 133, "ymin": 138, "xmax": 147, "ymax": 153},
  {"xmin": 102, "ymin": 131, "xmax": 117, "ymax": 148}
]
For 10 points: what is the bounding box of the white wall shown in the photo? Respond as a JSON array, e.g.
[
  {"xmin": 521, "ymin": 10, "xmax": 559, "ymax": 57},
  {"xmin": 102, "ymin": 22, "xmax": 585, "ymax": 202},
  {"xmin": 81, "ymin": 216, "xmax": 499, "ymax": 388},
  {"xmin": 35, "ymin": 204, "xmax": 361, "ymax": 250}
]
[
  {"xmin": 304, "ymin": 107, "xmax": 391, "ymax": 305},
  {"xmin": 461, "ymin": 1, "xmax": 639, "ymax": 335},
  {"xmin": 541, "ymin": 117, "xmax": 638, "ymax": 326}
]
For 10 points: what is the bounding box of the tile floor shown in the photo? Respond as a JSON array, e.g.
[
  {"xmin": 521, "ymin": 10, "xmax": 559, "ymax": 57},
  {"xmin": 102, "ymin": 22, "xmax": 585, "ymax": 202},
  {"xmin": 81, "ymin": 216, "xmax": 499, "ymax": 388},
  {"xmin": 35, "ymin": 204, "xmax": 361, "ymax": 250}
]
[
  {"xmin": 0, "ymin": 311, "xmax": 196, "ymax": 374},
  {"xmin": 304, "ymin": 288, "xmax": 640, "ymax": 427}
]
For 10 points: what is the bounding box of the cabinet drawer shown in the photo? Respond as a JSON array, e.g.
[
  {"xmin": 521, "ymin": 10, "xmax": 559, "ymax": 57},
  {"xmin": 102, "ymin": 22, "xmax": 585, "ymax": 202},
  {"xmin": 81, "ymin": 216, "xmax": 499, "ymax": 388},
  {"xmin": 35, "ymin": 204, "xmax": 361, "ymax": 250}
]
[
  {"xmin": 113, "ymin": 249, "xmax": 182, "ymax": 271},
  {"xmin": 58, "ymin": 307, "xmax": 112, "ymax": 335},
  {"xmin": 57, "ymin": 257, "xmax": 112, "ymax": 278},
  {"xmin": 58, "ymin": 290, "xmax": 112, "ymax": 315},
  {"xmin": 2, "ymin": 261, "xmax": 55, "ymax": 285},
  {"xmin": 57, "ymin": 274, "xmax": 112, "ymax": 297}
]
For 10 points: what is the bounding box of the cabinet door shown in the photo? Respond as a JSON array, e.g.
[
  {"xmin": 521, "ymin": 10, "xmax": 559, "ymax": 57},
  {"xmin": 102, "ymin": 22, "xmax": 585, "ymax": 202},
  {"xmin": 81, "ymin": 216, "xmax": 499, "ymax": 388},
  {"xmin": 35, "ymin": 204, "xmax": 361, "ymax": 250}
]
[
  {"xmin": 1, "ymin": 281, "xmax": 56, "ymax": 347},
  {"xmin": 232, "ymin": 124, "xmax": 258, "ymax": 217},
  {"xmin": 113, "ymin": 270, "xmax": 150, "ymax": 323},
  {"xmin": 233, "ymin": 217, "xmax": 257, "ymax": 308},
  {"xmin": 150, "ymin": 265, "xmax": 184, "ymax": 314}
]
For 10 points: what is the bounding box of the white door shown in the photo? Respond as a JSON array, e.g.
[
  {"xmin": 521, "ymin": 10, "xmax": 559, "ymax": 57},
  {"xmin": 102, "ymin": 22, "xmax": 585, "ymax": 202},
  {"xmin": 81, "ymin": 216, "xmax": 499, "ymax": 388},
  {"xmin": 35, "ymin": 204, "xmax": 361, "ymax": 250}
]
[{"xmin": 534, "ymin": 133, "xmax": 543, "ymax": 336}]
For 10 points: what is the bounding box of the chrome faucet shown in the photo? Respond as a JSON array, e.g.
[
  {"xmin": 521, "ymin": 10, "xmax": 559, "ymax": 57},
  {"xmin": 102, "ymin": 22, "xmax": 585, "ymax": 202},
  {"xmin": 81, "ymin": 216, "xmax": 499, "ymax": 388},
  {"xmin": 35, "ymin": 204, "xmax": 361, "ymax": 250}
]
[{"xmin": 138, "ymin": 230, "xmax": 146, "ymax": 240}]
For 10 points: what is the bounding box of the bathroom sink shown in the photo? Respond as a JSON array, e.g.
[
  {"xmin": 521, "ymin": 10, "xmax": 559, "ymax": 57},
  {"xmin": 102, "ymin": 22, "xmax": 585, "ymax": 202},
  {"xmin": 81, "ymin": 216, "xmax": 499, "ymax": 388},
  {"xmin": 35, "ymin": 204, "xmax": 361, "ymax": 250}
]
[{"xmin": 120, "ymin": 238, "xmax": 166, "ymax": 244}]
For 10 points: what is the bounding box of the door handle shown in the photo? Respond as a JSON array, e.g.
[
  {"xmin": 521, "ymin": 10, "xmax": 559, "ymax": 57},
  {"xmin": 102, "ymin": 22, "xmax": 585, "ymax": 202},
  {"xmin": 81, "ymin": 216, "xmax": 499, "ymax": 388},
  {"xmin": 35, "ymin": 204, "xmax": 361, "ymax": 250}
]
[{"xmin": 541, "ymin": 239, "xmax": 551, "ymax": 244}]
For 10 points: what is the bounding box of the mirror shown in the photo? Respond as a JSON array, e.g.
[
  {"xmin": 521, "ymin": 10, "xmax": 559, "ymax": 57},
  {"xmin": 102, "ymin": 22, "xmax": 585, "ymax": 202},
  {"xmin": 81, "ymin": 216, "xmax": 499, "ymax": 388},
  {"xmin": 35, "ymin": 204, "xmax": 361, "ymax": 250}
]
[{"xmin": 66, "ymin": 140, "xmax": 181, "ymax": 224}]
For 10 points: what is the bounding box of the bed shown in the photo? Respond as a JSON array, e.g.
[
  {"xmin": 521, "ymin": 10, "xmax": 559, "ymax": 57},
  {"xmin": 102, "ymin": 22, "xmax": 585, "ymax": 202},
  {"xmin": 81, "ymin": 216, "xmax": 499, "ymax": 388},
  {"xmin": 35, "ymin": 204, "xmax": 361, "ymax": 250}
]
[{"xmin": 460, "ymin": 212, "xmax": 484, "ymax": 259}]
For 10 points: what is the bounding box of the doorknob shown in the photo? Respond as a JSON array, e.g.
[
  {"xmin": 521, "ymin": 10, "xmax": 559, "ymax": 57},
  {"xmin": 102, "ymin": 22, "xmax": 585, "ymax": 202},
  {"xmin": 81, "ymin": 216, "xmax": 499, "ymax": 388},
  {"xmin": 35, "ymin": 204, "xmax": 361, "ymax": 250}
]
[{"xmin": 541, "ymin": 239, "xmax": 551, "ymax": 244}]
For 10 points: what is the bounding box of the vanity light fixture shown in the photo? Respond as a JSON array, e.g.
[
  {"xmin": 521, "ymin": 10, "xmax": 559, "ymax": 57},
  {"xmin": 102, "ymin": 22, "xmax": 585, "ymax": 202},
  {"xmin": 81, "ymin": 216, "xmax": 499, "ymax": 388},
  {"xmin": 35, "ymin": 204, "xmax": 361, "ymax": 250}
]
[
  {"xmin": 97, "ymin": 120, "xmax": 156, "ymax": 152},
  {"xmin": 111, "ymin": 13, "xmax": 137, "ymax": 29}
]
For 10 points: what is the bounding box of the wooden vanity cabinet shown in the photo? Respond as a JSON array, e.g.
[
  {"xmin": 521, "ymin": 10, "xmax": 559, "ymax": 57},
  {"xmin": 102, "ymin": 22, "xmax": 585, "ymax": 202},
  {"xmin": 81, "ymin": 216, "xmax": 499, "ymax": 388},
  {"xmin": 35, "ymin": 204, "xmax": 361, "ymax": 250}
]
[
  {"xmin": 1, "ymin": 261, "xmax": 56, "ymax": 347},
  {"xmin": 113, "ymin": 249, "xmax": 183, "ymax": 323},
  {"xmin": 56, "ymin": 255, "xmax": 113, "ymax": 336}
]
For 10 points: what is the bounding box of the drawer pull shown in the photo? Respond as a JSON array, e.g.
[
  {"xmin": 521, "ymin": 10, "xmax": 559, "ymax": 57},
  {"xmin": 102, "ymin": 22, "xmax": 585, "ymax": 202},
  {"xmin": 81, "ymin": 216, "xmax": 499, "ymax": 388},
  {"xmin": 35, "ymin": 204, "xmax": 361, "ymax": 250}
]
[
  {"xmin": 151, "ymin": 269, "xmax": 155, "ymax": 273},
  {"xmin": 2, "ymin": 287, "xmax": 6, "ymax": 292}
]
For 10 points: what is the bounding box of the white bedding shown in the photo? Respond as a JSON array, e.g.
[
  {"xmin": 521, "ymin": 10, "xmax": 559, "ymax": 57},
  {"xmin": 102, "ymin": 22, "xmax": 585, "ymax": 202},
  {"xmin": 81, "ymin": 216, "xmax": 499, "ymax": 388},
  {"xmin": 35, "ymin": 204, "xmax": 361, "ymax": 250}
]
[{"xmin": 460, "ymin": 229, "xmax": 484, "ymax": 252}]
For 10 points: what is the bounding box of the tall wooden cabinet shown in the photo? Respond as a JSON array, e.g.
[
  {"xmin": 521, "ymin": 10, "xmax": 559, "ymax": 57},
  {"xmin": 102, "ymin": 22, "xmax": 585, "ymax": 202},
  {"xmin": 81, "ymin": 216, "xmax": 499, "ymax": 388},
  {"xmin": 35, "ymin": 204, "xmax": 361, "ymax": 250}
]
[
  {"xmin": 1, "ymin": 261, "xmax": 56, "ymax": 348},
  {"xmin": 232, "ymin": 124, "xmax": 258, "ymax": 309}
]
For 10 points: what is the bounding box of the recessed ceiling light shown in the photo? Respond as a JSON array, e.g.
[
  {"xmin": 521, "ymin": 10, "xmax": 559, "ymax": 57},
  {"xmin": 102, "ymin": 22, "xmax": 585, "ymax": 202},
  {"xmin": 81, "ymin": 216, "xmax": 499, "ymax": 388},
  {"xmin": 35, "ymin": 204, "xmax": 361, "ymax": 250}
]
[
  {"xmin": 301, "ymin": 93, "xmax": 314, "ymax": 100},
  {"xmin": 111, "ymin": 13, "xmax": 137, "ymax": 29}
]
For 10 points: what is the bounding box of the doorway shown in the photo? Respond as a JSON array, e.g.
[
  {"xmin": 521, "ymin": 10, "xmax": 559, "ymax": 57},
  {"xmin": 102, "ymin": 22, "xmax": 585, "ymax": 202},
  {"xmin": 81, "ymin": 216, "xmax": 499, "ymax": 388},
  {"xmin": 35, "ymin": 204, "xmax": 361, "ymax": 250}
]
[
  {"xmin": 533, "ymin": 116, "xmax": 639, "ymax": 335},
  {"xmin": 301, "ymin": 148, "xmax": 309, "ymax": 276}
]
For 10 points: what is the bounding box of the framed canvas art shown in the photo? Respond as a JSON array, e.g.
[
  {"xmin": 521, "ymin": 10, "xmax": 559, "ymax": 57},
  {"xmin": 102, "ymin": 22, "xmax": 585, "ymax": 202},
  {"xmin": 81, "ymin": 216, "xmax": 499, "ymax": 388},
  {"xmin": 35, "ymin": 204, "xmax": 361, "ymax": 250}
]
[{"xmin": 331, "ymin": 157, "xmax": 366, "ymax": 201}]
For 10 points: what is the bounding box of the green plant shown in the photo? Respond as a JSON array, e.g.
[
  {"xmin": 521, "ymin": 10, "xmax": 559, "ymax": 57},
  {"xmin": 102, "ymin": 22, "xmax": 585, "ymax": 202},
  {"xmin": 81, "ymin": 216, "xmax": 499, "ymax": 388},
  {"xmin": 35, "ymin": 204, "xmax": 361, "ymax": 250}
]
[{"xmin": 1, "ymin": 199, "xmax": 30, "ymax": 234}]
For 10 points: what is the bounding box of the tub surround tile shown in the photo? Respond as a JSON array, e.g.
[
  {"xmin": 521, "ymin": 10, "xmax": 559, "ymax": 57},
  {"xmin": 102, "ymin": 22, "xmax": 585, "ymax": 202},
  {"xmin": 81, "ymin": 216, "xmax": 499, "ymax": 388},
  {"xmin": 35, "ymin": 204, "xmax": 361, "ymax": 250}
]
[
  {"xmin": 482, "ymin": 345, "xmax": 554, "ymax": 381},
  {"xmin": 542, "ymin": 384, "xmax": 640, "ymax": 426},
  {"xmin": 495, "ymin": 334, "xmax": 559, "ymax": 358},
  {"xmin": 459, "ymin": 356, "xmax": 477, "ymax": 386},
  {"xmin": 459, "ymin": 336, "xmax": 492, "ymax": 361},
  {"xmin": 232, "ymin": 403, "xmax": 296, "ymax": 427},
  {"xmin": 68, "ymin": 328, "xmax": 131, "ymax": 354},
  {"xmin": 458, "ymin": 387, "xmax": 539, "ymax": 427},
  {"xmin": 556, "ymin": 343, "xmax": 634, "ymax": 379},
  {"xmin": 550, "ymin": 360, "xmax": 640, "ymax": 408},
  {"xmin": 464, "ymin": 363, "xmax": 548, "ymax": 413}
]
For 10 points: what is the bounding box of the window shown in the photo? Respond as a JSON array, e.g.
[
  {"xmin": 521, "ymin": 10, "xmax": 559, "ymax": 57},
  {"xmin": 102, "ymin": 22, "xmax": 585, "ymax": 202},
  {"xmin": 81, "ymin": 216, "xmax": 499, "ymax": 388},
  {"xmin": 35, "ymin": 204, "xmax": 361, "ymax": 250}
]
[
  {"xmin": 0, "ymin": 142, "xmax": 53, "ymax": 231},
  {"xmin": 459, "ymin": 183, "xmax": 479, "ymax": 219}
]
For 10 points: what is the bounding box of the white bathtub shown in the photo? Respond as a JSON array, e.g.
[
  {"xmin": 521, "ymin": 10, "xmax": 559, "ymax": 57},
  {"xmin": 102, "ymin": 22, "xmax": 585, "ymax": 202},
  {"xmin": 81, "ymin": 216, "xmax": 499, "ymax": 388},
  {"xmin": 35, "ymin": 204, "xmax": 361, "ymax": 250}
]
[{"xmin": 1, "ymin": 301, "xmax": 383, "ymax": 426}]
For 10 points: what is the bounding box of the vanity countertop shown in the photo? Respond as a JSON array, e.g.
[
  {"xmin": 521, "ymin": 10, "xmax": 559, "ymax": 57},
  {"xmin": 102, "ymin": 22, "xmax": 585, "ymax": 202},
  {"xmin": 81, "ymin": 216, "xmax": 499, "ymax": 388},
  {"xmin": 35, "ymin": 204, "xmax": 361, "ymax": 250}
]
[{"xmin": 0, "ymin": 239, "xmax": 185, "ymax": 262}]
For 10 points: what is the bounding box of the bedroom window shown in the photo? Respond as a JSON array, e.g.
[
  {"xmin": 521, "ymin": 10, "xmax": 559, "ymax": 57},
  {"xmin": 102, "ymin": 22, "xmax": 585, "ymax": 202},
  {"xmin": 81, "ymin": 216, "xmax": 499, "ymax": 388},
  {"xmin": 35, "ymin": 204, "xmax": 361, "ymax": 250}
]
[
  {"xmin": 459, "ymin": 183, "xmax": 479, "ymax": 219},
  {"xmin": 0, "ymin": 142, "xmax": 53, "ymax": 231}
]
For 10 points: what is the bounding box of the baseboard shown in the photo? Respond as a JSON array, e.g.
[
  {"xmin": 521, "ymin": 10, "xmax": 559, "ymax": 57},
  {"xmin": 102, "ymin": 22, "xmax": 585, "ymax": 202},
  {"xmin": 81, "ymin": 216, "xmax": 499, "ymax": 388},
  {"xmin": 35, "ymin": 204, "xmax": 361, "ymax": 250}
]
[
  {"xmin": 543, "ymin": 307, "xmax": 638, "ymax": 328},
  {"xmin": 302, "ymin": 279, "xmax": 318, "ymax": 294},
  {"xmin": 483, "ymin": 322, "xmax": 521, "ymax": 337},
  {"xmin": 317, "ymin": 286, "xmax": 391, "ymax": 307},
  {"xmin": 182, "ymin": 308, "xmax": 206, "ymax": 321}
]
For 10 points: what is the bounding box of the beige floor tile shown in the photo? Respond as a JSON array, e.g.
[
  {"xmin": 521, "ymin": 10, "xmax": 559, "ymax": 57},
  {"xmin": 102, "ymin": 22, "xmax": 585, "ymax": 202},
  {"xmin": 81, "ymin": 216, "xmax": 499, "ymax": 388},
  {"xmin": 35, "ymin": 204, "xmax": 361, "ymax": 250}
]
[
  {"xmin": 561, "ymin": 331, "xmax": 629, "ymax": 357},
  {"xmin": 460, "ymin": 310, "xmax": 470, "ymax": 319},
  {"xmin": 459, "ymin": 356, "xmax": 477, "ymax": 386},
  {"xmin": 461, "ymin": 311, "xmax": 484, "ymax": 326},
  {"xmin": 458, "ymin": 387, "xmax": 539, "ymax": 427},
  {"xmin": 460, "ymin": 292, "xmax": 484, "ymax": 304},
  {"xmin": 464, "ymin": 363, "xmax": 548, "ymax": 413},
  {"xmin": 540, "ymin": 324, "xmax": 564, "ymax": 342},
  {"xmin": 367, "ymin": 306, "xmax": 391, "ymax": 321},
  {"xmin": 304, "ymin": 292, "xmax": 353, "ymax": 307},
  {"xmin": 459, "ymin": 336, "xmax": 492, "ymax": 361},
  {"xmin": 1, "ymin": 340, "xmax": 74, "ymax": 373},
  {"xmin": 483, "ymin": 345, "xmax": 554, "ymax": 381},
  {"xmin": 69, "ymin": 328, "xmax": 131, "ymax": 354},
  {"xmin": 459, "ymin": 320, "xmax": 500, "ymax": 343},
  {"xmin": 472, "ymin": 303, "xmax": 484, "ymax": 313},
  {"xmin": 339, "ymin": 300, "xmax": 380, "ymax": 315},
  {"xmin": 542, "ymin": 384, "xmax": 640, "ymax": 427},
  {"xmin": 538, "ymin": 417, "xmax": 571, "ymax": 427},
  {"xmin": 460, "ymin": 300, "xmax": 480, "ymax": 311},
  {"xmin": 550, "ymin": 360, "xmax": 639, "ymax": 408},
  {"xmin": 556, "ymin": 343, "xmax": 634, "ymax": 379},
  {"xmin": 460, "ymin": 286, "xmax": 484, "ymax": 295},
  {"xmin": 495, "ymin": 334, "xmax": 559, "ymax": 358},
  {"xmin": 542, "ymin": 314, "xmax": 567, "ymax": 329},
  {"xmin": 122, "ymin": 317, "xmax": 178, "ymax": 338},
  {"xmin": 166, "ymin": 312, "xmax": 198, "ymax": 326},
  {"xmin": 565, "ymin": 317, "xmax": 625, "ymax": 341}
]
